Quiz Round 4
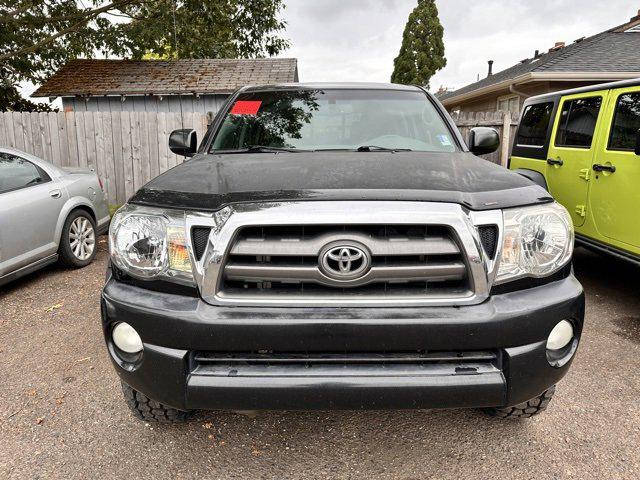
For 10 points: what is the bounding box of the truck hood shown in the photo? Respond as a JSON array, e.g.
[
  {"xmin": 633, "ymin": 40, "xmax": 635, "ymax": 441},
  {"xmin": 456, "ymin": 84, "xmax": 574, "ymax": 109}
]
[{"xmin": 129, "ymin": 151, "xmax": 552, "ymax": 211}]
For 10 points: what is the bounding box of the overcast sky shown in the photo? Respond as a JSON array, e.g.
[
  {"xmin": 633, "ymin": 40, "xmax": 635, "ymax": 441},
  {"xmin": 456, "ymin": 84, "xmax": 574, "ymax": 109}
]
[{"xmin": 281, "ymin": 0, "xmax": 639, "ymax": 92}]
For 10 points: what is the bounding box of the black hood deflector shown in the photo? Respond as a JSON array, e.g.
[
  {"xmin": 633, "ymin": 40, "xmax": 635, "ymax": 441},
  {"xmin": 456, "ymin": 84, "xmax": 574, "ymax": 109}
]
[{"xmin": 129, "ymin": 151, "xmax": 552, "ymax": 211}]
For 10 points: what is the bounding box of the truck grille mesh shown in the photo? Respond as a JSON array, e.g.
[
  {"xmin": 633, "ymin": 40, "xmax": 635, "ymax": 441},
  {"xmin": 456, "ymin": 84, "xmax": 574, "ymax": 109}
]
[
  {"xmin": 218, "ymin": 224, "xmax": 472, "ymax": 301},
  {"xmin": 191, "ymin": 227, "xmax": 212, "ymax": 261},
  {"xmin": 478, "ymin": 225, "xmax": 499, "ymax": 260}
]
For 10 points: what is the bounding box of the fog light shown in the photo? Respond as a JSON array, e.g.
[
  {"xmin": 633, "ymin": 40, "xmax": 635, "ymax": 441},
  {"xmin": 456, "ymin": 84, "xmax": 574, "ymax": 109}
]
[
  {"xmin": 112, "ymin": 322, "xmax": 143, "ymax": 353},
  {"xmin": 547, "ymin": 320, "xmax": 574, "ymax": 351}
]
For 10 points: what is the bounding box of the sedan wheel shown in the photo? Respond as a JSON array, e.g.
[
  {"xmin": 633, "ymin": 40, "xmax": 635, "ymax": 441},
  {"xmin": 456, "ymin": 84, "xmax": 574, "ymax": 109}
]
[
  {"xmin": 58, "ymin": 210, "xmax": 98, "ymax": 268},
  {"xmin": 69, "ymin": 217, "xmax": 95, "ymax": 261}
]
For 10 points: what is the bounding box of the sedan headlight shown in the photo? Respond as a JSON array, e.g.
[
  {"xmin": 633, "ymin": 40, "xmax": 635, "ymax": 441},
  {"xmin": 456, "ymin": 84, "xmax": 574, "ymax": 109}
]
[
  {"xmin": 496, "ymin": 202, "xmax": 574, "ymax": 284},
  {"xmin": 109, "ymin": 205, "xmax": 194, "ymax": 285}
]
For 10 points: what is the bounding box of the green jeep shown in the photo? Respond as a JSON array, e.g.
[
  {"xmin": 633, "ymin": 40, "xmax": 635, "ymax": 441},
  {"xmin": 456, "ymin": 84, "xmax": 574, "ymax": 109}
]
[{"xmin": 509, "ymin": 78, "xmax": 640, "ymax": 263}]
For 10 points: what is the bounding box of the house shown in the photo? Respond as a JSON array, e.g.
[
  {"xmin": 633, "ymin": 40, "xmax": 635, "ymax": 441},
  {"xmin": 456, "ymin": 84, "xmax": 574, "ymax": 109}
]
[
  {"xmin": 438, "ymin": 10, "xmax": 640, "ymax": 115},
  {"xmin": 31, "ymin": 58, "xmax": 299, "ymax": 117}
]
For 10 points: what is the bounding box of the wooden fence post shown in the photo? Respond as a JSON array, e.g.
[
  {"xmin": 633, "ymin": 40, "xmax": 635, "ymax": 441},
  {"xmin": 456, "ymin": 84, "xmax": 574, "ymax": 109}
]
[{"xmin": 500, "ymin": 111, "xmax": 512, "ymax": 167}]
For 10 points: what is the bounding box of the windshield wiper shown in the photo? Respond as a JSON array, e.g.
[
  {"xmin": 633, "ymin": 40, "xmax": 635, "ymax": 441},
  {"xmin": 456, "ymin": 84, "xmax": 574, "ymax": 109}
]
[
  {"xmin": 213, "ymin": 146, "xmax": 306, "ymax": 154},
  {"xmin": 356, "ymin": 145, "xmax": 412, "ymax": 152}
]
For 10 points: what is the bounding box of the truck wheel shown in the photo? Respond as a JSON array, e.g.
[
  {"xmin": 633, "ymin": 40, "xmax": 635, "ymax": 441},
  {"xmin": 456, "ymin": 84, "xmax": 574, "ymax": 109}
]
[
  {"xmin": 58, "ymin": 209, "xmax": 97, "ymax": 268},
  {"xmin": 121, "ymin": 381, "xmax": 192, "ymax": 423},
  {"xmin": 484, "ymin": 385, "xmax": 556, "ymax": 418}
]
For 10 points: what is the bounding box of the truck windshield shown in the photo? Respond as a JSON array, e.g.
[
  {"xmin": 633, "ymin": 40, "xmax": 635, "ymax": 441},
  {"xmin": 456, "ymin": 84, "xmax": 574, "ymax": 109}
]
[{"xmin": 209, "ymin": 89, "xmax": 457, "ymax": 153}]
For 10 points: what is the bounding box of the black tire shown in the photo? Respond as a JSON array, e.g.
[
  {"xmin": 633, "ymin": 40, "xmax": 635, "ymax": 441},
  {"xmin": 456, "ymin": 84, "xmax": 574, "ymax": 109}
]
[
  {"xmin": 121, "ymin": 381, "xmax": 192, "ymax": 423},
  {"xmin": 58, "ymin": 209, "xmax": 97, "ymax": 268},
  {"xmin": 483, "ymin": 385, "xmax": 556, "ymax": 419}
]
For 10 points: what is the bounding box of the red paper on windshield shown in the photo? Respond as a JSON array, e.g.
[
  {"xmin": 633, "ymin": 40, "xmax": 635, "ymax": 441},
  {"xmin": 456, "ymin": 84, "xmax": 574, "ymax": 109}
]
[{"xmin": 230, "ymin": 100, "xmax": 262, "ymax": 115}]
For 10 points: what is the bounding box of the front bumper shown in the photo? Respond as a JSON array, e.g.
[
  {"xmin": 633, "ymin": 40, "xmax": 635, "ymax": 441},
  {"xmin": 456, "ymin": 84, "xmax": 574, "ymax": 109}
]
[{"xmin": 101, "ymin": 270, "xmax": 585, "ymax": 411}]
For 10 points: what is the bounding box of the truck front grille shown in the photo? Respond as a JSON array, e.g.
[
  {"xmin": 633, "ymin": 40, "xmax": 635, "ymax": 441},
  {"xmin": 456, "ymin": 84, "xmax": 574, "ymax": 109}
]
[
  {"xmin": 191, "ymin": 202, "xmax": 496, "ymax": 307},
  {"xmin": 218, "ymin": 224, "xmax": 472, "ymax": 302}
]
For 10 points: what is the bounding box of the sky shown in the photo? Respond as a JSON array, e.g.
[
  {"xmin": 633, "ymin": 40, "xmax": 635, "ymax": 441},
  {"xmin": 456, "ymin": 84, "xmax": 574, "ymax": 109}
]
[{"xmin": 280, "ymin": 0, "xmax": 639, "ymax": 92}]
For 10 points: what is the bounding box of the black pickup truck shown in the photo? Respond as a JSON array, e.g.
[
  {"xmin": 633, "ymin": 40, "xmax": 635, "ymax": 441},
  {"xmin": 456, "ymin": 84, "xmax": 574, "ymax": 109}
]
[{"xmin": 102, "ymin": 83, "xmax": 584, "ymax": 422}]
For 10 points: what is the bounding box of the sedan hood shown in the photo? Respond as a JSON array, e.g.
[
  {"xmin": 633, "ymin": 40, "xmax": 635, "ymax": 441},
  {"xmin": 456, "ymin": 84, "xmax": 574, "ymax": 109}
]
[{"xmin": 129, "ymin": 151, "xmax": 552, "ymax": 211}]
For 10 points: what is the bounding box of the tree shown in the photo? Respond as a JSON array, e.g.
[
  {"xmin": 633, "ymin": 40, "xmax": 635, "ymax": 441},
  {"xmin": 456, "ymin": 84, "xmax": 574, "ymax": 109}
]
[
  {"xmin": 121, "ymin": 0, "xmax": 289, "ymax": 59},
  {"xmin": 390, "ymin": 0, "xmax": 446, "ymax": 88},
  {"xmin": 0, "ymin": 1, "xmax": 289, "ymax": 110}
]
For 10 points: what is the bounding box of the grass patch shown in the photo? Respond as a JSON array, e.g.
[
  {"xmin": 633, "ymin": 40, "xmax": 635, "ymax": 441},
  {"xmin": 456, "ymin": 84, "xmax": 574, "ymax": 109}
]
[{"xmin": 109, "ymin": 204, "xmax": 122, "ymax": 217}]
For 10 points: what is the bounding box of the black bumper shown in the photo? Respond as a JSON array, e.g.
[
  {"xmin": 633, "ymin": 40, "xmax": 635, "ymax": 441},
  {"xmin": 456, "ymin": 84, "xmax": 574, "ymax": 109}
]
[{"xmin": 101, "ymin": 271, "xmax": 584, "ymax": 411}]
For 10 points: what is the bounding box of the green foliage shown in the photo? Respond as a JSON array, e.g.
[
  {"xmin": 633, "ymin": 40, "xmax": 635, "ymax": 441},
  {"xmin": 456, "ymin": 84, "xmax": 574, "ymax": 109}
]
[
  {"xmin": 391, "ymin": 0, "xmax": 446, "ymax": 88},
  {"xmin": 122, "ymin": 0, "xmax": 289, "ymax": 59},
  {"xmin": 109, "ymin": 204, "xmax": 122, "ymax": 217},
  {"xmin": 0, "ymin": 0, "xmax": 289, "ymax": 111}
]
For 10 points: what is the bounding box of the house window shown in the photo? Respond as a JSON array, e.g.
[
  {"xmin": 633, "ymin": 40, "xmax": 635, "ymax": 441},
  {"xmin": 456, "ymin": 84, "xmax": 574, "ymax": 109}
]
[
  {"xmin": 608, "ymin": 92, "xmax": 640, "ymax": 151},
  {"xmin": 497, "ymin": 95, "xmax": 520, "ymax": 114},
  {"xmin": 515, "ymin": 102, "xmax": 554, "ymax": 147},
  {"xmin": 555, "ymin": 97, "xmax": 602, "ymax": 149}
]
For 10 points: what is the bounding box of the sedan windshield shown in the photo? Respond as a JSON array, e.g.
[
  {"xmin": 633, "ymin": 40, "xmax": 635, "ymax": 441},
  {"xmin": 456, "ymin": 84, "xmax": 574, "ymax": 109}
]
[{"xmin": 210, "ymin": 89, "xmax": 457, "ymax": 153}]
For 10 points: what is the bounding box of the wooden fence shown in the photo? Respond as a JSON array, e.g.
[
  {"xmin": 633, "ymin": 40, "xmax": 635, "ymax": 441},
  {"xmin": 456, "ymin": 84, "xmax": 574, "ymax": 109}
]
[
  {"xmin": 0, "ymin": 111, "xmax": 209, "ymax": 205},
  {"xmin": 451, "ymin": 111, "xmax": 519, "ymax": 166}
]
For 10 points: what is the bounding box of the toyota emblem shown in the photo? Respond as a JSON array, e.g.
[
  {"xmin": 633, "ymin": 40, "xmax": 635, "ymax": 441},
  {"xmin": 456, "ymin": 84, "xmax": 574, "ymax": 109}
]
[{"xmin": 319, "ymin": 242, "xmax": 371, "ymax": 281}]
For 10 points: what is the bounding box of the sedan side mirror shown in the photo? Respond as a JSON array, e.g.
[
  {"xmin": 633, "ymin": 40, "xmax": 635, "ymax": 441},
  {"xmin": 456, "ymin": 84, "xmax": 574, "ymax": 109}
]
[
  {"xmin": 169, "ymin": 129, "xmax": 197, "ymax": 157},
  {"xmin": 469, "ymin": 127, "xmax": 500, "ymax": 155},
  {"xmin": 635, "ymin": 129, "xmax": 640, "ymax": 156}
]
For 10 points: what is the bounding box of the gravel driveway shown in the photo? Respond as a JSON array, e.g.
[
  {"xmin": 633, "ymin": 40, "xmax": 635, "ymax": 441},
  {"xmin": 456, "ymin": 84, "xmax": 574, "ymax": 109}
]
[{"xmin": 1, "ymin": 239, "xmax": 639, "ymax": 479}]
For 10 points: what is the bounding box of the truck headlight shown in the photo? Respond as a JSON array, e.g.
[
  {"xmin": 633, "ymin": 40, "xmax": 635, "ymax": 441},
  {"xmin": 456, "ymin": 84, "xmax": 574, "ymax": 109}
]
[
  {"xmin": 109, "ymin": 205, "xmax": 194, "ymax": 284},
  {"xmin": 496, "ymin": 202, "xmax": 573, "ymax": 284}
]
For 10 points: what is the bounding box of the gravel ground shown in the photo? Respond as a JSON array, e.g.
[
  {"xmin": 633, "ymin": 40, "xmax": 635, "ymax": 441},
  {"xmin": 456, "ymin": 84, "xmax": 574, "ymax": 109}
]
[{"xmin": 1, "ymin": 240, "xmax": 639, "ymax": 479}]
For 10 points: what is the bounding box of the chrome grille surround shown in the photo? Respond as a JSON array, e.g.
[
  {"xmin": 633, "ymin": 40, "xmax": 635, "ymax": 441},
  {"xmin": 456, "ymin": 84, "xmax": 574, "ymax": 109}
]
[{"xmin": 185, "ymin": 202, "xmax": 503, "ymax": 307}]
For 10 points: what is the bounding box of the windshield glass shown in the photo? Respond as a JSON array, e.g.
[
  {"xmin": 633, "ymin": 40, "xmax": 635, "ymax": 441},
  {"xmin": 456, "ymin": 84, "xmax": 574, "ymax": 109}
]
[{"xmin": 210, "ymin": 89, "xmax": 457, "ymax": 153}]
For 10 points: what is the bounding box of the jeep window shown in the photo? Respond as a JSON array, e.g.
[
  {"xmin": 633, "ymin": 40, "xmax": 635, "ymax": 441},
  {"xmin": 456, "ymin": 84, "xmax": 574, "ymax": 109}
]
[
  {"xmin": 0, "ymin": 153, "xmax": 49, "ymax": 194},
  {"xmin": 555, "ymin": 97, "xmax": 602, "ymax": 149},
  {"xmin": 516, "ymin": 102, "xmax": 554, "ymax": 147},
  {"xmin": 608, "ymin": 92, "xmax": 640, "ymax": 151},
  {"xmin": 210, "ymin": 89, "xmax": 457, "ymax": 153}
]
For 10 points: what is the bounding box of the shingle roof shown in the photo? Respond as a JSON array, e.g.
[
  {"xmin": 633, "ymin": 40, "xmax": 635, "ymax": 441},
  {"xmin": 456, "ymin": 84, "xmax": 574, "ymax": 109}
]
[
  {"xmin": 438, "ymin": 22, "xmax": 640, "ymax": 103},
  {"xmin": 32, "ymin": 58, "xmax": 299, "ymax": 97}
]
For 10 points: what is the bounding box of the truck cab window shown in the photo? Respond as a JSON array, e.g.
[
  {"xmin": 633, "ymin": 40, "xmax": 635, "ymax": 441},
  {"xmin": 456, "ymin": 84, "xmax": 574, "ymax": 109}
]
[
  {"xmin": 555, "ymin": 97, "xmax": 602, "ymax": 149},
  {"xmin": 608, "ymin": 92, "xmax": 640, "ymax": 151}
]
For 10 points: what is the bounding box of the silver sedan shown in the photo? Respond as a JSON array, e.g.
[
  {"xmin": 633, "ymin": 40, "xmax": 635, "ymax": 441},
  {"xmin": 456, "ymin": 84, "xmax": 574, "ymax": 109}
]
[{"xmin": 0, "ymin": 147, "xmax": 110, "ymax": 286}]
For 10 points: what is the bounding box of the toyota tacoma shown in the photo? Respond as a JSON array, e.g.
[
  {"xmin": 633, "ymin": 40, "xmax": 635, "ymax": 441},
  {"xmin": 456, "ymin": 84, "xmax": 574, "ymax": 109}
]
[{"xmin": 102, "ymin": 83, "xmax": 584, "ymax": 422}]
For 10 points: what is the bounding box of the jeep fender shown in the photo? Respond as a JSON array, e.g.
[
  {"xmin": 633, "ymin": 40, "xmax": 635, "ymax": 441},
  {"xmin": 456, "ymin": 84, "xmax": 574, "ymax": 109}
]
[{"xmin": 513, "ymin": 168, "xmax": 548, "ymax": 191}]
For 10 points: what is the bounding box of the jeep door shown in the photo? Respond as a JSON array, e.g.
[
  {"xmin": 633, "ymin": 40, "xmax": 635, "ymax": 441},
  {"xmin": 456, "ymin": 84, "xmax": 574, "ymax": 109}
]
[
  {"xmin": 546, "ymin": 92, "xmax": 607, "ymax": 227},
  {"xmin": 0, "ymin": 152, "xmax": 65, "ymax": 276},
  {"xmin": 589, "ymin": 87, "xmax": 640, "ymax": 251}
]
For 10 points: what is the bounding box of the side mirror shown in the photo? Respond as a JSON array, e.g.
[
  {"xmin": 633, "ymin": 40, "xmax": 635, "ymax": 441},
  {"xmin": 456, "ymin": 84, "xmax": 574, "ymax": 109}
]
[
  {"xmin": 635, "ymin": 129, "xmax": 640, "ymax": 156},
  {"xmin": 169, "ymin": 129, "xmax": 197, "ymax": 157},
  {"xmin": 469, "ymin": 127, "xmax": 500, "ymax": 155}
]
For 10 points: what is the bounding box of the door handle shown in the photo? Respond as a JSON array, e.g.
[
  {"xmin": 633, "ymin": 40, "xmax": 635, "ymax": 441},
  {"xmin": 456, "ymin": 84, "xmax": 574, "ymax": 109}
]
[
  {"xmin": 547, "ymin": 158, "xmax": 564, "ymax": 166},
  {"xmin": 593, "ymin": 164, "xmax": 616, "ymax": 173},
  {"xmin": 49, "ymin": 189, "xmax": 62, "ymax": 198}
]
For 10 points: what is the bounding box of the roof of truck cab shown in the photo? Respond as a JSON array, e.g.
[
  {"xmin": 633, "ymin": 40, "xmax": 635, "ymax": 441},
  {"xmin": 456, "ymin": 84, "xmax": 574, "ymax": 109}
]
[
  {"xmin": 524, "ymin": 77, "xmax": 640, "ymax": 104},
  {"xmin": 241, "ymin": 82, "xmax": 424, "ymax": 92}
]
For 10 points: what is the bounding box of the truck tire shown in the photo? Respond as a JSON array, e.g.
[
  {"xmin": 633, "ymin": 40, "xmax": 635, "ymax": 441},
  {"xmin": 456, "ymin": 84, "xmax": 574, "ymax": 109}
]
[
  {"xmin": 121, "ymin": 381, "xmax": 191, "ymax": 423},
  {"xmin": 484, "ymin": 385, "xmax": 556, "ymax": 418},
  {"xmin": 58, "ymin": 209, "xmax": 97, "ymax": 268}
]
